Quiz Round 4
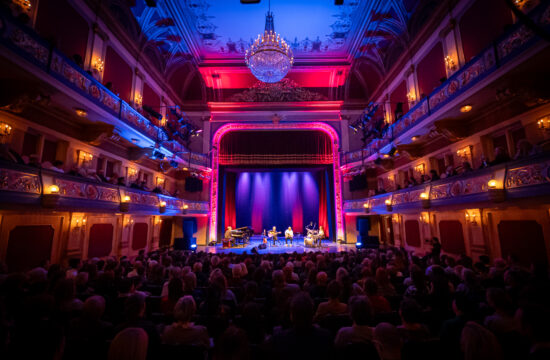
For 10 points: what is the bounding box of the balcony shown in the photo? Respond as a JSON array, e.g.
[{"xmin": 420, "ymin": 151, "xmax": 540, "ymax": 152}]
[
  {"xmin": 342, "ymin": 1, "xmax": 550, "ymax": 166},
  {"xmin": 0, "ymin": 161, "xmax": 209, "ymax": 215},
  {"xmin": 344, "ymin": 154, "xmax": 550, "ymax": 214},
  {"xmin": 0, "ymin": 11, "xmax": 209, "ymax": 169}
]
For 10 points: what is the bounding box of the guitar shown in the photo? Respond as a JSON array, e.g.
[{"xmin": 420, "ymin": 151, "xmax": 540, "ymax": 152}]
[{"xmin": 268, "ymin": 231, "xmax": 281, "ymax": 237}]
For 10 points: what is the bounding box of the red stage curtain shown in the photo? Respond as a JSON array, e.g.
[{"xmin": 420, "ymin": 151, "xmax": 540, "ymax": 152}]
[
  {"xmin": 224, "ymin": 172, "xmax": 236, "ymax": 229},
  {"xmin": 318, "ymin": 171, "xmax": 328, "ymax": 235},
  {"xmin": 219, "ymin": 130, "xmax": 332, "ymax": 165}
]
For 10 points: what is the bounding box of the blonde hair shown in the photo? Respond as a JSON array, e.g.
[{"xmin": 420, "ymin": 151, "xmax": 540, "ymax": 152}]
[
  {"xmin": 174, "ymin": 295, "xmax": 197, "ymax": 323},
  {"xmin": 108, "ymin": 328, "xmax": 148, "ymax": 360}
]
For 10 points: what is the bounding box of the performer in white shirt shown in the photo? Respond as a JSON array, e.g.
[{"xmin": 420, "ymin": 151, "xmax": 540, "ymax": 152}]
[
  {"xmin": 285, "ymin": 226, "xmax": 294, "ymax": 245},
  {"xmin": 317, "ymin": 226, "xmax": 325, "ymax": 247}
]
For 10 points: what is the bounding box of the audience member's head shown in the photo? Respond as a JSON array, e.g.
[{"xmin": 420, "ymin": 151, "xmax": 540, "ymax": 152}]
[
  {"xmin": 348, "ymin": 295, "xmax": 372, "ymax": 326},
  {"xmin": 290, "ymin": 292, "xmax": 315, "ymax": 330},
  {"xmin": 108, "ymin": 327, "xmax": 148, "ymax": 360},
  {"xmin": 173, "ymin": 295, "xmax": 196, "ymax": 324}
]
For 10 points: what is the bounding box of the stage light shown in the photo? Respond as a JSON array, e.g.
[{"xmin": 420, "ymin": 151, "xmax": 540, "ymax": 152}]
[
  {"xmin": 153, "ymin": 151, "xmax": 165, "ymax": 160},
  {"xmin": 355, "ymin": 242, "xmax": 363, "ymax": 249},
  {"xmin": 48, "ymin": 184, "xmax": 60, "ymax": 194},
  {"xmin": 191, "ymin": 244, "xmax": 197, "ymax": 248},
  {"xmin": 460, "ymin": 104, "xmax": 472, "ymax": 113},
  {"xmin": 411, "ymin": 136, "xmax": 419, "ymax": 142}
]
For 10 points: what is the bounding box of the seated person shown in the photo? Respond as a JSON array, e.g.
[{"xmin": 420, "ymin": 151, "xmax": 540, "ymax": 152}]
[
  {"xmin": 161, "ymin": 296, "xmax": 210, "ymax": 348},
  {"xmin": 285, "ymin": 226, "xmax": 294, "ymax": 245},
  {"xmin": 315, "ymin": 280, "xmax": 348, "ymax": 320},
  {"xmin": 269, "ymin": 226, "xmax": 279, "ymax": 245},
  {"xmin": 334, "ymin": 296, "xmax": 374, "ymax": 347},
  {"xmin": 397, "ymin": 299, "xmax": 430, "ymax": 343},
  {"xmin": 317, "ymin": 226, "xmax": 325, "ymax": 247}
]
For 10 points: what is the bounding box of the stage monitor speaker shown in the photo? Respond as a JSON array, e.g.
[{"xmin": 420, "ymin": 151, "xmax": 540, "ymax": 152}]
[{"xmin": 258, "ymin": 243, "xmax": 267, "ymax": 250}]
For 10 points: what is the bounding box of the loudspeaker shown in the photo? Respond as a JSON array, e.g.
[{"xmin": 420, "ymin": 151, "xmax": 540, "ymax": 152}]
[{"xmin": 258, "ymin": 243, "xmax": 267, "ymax": 250}]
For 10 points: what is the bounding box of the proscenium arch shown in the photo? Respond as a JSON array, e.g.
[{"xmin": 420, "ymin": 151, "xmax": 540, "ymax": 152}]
[{"xmin": 209, "ymin": 122, "xmax": 345, "ymax": 243}]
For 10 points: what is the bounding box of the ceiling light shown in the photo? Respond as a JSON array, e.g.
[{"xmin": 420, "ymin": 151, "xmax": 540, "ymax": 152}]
[
  {"xmin": 460, "ymin": 104, "xmax": 472, "ymax": 113},
  {"xmin": 74, "ymin": 108, "xmax": 87, "ymax": 117},
  {"xmin": 245, "ymin": 0, "xmax": 294, "ymax": 83}
]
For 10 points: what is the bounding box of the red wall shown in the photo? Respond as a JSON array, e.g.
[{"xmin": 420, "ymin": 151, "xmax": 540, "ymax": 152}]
[
  {"xmin": 390, "ymin": 81, "xmax": 409, "ymax": 119},
  {"xmin": 417, "ymin": 42, "xmax": 446, "ymax": 97},
  {"xmin": 132, "ymin": 222, "xmax": 148, "ymax": 250},
  {"xmin": 459, "ymin": 0, "xmax": 513, "ymax": 62},
  {"xmin": 6, "ymin": 225, "xmax": 54, "ymax": 272},
  {"xmin": 35, "ymin": 0, "xmax": 89, "ymax": 61},
  {"xmin": 143, "ymin": 82, "xmax": 161, "ymax": 109},
  {"xmin": 439, "ymin": 220, "xmax": 466, "ymax": 254},
  {"xmin": 88, "ymin": 223, "xmax": 113, "ymax": 258},
  {"xmin": 405, "ymin": 220, "xmax": 421, "ymax": 247},
  {"xmin": 498, "ymin": 220, "xmax": 547, "ymax": 266},
  {"xmin": 103, "ymin": 46, "xmax": 133, "ymax": 103}
]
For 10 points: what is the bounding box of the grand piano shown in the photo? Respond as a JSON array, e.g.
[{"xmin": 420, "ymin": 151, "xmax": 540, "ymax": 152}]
[{"xmin": 230, "ymin": 226, "xmax": 253, "ymax": 245}]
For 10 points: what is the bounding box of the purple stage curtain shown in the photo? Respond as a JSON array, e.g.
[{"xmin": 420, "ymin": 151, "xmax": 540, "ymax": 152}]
[{"xmin": 219, "ymin": 130, "xmax": 332, "ymax": 165}]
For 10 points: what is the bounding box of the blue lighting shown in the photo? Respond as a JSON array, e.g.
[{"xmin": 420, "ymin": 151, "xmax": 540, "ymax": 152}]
[
  {"xmin": 356, "ymin": 242, "xmax": 362, "ymax": 246},
  {"xmin": 190, "ymin": 244, "xmax": 197, "ymax": 248}
]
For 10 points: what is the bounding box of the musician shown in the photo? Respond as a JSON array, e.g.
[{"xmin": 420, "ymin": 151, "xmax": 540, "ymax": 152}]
[
  {"xmin": 317, "ymin": 226, "xmax": 325, "ymax": 247},
  {"xmin": 224, "ymin": 226, "xmax": 233, "ymax": 240},
  {"xmin": 268, "ymin": 226, "xmax": 279, "ymax": 246},
  {"xmin": 285, "ymin": 226, "xmax": 294, "ymax": 245}
]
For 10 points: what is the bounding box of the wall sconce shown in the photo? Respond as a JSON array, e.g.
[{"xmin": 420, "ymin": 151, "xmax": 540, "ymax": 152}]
[
  {"xmin": 460, "ymin": 104, "xmax": 472, "ymax": 113},
  {"xmin": 92, "ymin": 58, "xmax": 104, "ymax": 73},
  {"xmin": 414, "ymin": 163, "xmax": 426, "ymax": 175},
  {"xmin": 134, "ymin": 94, "xmax": 143, "ymax": 109},
  {"xmin": 537, "ymin": 115, "xmax": 550, "ymax": 131},
  {"xmin": 406, "ymin": 91, "xmax": 416, "ymax": 103},
  {"xmin": 420, "ymin": 192, "xmax": 431, "ymax": 209},
  {"xmin": 42, "ymin": 184, "xmax": 60, "ymax": 208},
  {"xmin": 363, "ymin": 203, "xmax": 370, "ymax": 214},
  {"xmin": 160, "ymin": 117, "xmax": 167, "ymax": 127},
  {"xmin": 465, "ymin": 210, "xmax": 479, "ymax": 225},
  {"xmin": 159, "ymin": 200, "xmax": 166, "ymax": 214},
  {"xmin": 120, "ymin": 195, "xmax": 130, "ymax": 212},
  {"xmin": 127, "ymin": 167, "xmax": 138, "ymax": 180},
  {"xmin": 456, "ymin": 145, "xmax": 473, "ymax": 163},
  {"xmin": 419, "ymin": 212, "xmax": 429, "ymax": 224},
  {"xmin": 78, "ymin": 150, "xmax": 93, "ymax": 167},
  {"xmin": 385, "ymin": 198, "xmax": 393, "ymax": 212},
  {"xmin": 0, "ymin": 122, "xmax": 12, "ymax": 137},
  {"xmin": 487, "ymin": 179, "xmax": 506, "ymax": 202},
  {"xmin": 444, "ymin": 55, "xmax": 457, "ymax": 72}
]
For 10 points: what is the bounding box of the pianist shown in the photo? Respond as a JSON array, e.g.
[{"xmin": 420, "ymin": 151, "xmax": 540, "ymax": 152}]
[
  {"xmin": 224, "ymin": 226, "xmax": 233, "ymax": 245},
  {"xmin": 285, "ymin": 226, "xmax": 293, "ymax": 245}
]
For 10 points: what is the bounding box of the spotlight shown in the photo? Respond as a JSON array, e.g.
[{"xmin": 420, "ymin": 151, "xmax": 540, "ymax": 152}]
[
  {"xmin": 355, "ymin": 242, "xmax": 363, "ymax": 249},
  {"xmin": 153, "ymin": 151, "xmax": 165, "ymax": 160}
]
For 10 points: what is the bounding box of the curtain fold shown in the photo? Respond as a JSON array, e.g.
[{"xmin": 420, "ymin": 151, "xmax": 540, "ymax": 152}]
[
  {"xmin": 318, "ymin": 170, "xmax": 328, "ymax": 235},
  {"xmin": 224, "ymin": 172, "xmax": 236, "ymax": 229}
]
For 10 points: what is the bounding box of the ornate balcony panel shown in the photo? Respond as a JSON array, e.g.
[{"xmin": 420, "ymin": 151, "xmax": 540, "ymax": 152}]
[
  {"xmin": 0, "ymin": 166, "xmax": 41, "ymax": 194},
  {"xmin": 505, "ymin": 161, "xmax": 550, "ymax": 189}
]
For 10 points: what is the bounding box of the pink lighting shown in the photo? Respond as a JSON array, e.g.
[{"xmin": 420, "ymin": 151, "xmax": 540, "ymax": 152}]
[{"xmin": 209, "ymin": 122, "xmax": 345, "ymax": 243}]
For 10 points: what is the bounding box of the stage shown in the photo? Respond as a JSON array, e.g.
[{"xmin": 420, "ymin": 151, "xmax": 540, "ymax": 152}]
[{"xmin": 197, "ymin": 235, "xmax": 356, "ymax": 254}]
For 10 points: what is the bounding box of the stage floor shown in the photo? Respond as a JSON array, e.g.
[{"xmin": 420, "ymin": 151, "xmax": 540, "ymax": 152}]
[{"xmin": 197, "ymin": 235, "xmax": 357, "ymax": 254}]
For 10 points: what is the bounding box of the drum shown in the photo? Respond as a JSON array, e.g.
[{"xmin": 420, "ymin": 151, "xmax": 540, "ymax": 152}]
[{"xmin": 304, "ymin": 235, "xmax": 314, "ymax": 247}]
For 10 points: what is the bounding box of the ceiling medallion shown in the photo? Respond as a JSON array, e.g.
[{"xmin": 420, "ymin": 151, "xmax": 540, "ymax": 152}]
[{"xmin": 245, "ymin": 0, "xmax": 294, "ymax": 83}]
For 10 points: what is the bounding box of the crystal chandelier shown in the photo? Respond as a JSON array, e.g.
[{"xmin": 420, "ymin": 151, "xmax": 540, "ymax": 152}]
[{"xmin": 245, "ymin": 0, "xmax": 294, "ymax": 83}]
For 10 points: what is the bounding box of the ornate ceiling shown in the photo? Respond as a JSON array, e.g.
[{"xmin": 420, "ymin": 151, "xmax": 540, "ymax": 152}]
[{"xmin": 127, "ymin": 0, "xmax": 434, "ymax": 99}]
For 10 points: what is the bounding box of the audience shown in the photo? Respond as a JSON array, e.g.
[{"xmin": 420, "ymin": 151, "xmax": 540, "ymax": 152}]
[{"xmin": 0, "ymin": 243, "xmax": 549, "ymax": 360}]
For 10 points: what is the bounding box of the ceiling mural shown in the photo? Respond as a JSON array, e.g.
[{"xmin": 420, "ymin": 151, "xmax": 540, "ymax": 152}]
[{"xmin": 180, "ymin": 0, "xmax": 365, "ymax": 59}]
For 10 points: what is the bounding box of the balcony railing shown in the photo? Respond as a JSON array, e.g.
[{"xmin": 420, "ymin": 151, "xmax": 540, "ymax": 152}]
[
  {"xmin": 0, "ymin": 161, "xmax": 209, "ymax": 215},
  {"xmin": 342, "ymin": 1, "xmax": 550, "ymax": 166},
  {"xmin": 0, "ymin": 11, "xmax": 209, "ymax": 168},
  {"xmin": 344, "ymin": 154, "xmax": 550, "ymax": 213}
]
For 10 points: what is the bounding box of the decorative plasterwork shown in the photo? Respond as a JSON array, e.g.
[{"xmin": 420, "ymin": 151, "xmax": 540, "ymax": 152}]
[
  {"xmin": 229, "ymin": 79, "xmax": 327, "ymax": 102},
  {"xmin": 209, "ymin": 122, "xmax": 345, "ymax": 242}
]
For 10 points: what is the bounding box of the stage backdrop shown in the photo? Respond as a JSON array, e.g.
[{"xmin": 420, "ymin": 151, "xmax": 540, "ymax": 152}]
[{"xmin": 222, "ymin": 168, "xmax": 331, "ymax": 237}]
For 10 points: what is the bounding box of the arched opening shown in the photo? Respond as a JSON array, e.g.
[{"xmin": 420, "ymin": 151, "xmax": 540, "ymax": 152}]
[{"xmin": 209, "ymin": 123, "xmax": 344, "ymax": 243}]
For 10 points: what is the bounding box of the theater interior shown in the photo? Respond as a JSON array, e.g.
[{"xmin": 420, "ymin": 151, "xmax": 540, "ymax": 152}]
[{"xmin": 1, "ymin": 0, "xmax": 550, "ymax": 359}]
